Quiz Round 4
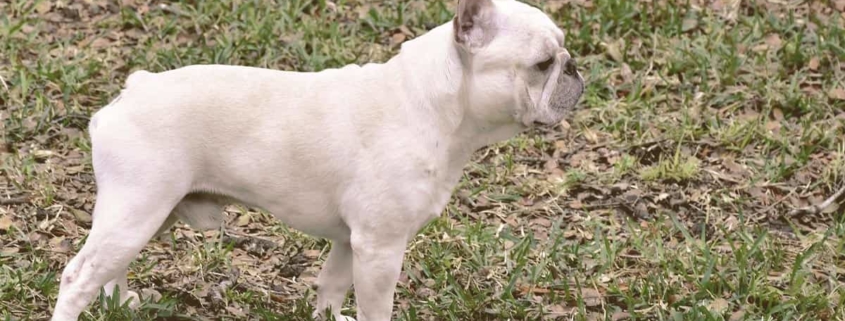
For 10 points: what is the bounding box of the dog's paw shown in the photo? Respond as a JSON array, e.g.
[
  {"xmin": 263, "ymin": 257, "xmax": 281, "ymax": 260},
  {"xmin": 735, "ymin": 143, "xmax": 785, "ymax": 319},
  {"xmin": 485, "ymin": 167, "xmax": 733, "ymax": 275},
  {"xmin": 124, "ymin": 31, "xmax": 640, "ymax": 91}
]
[
  {"xmin": 312, "ymin": 311, "xmax": 355, "ymax": 321},
  {"xmin": 125, "ymin": 291, "xmax": 141, "ymax": 309}
]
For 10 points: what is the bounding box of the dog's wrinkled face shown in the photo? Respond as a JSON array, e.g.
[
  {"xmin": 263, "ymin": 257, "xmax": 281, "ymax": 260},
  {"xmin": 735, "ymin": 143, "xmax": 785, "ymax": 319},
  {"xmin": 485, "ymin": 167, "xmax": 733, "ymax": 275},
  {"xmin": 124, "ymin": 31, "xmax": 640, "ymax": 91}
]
[{"xmin": 455, "ymin": 0, "xmax": 585, "ymax": 127}]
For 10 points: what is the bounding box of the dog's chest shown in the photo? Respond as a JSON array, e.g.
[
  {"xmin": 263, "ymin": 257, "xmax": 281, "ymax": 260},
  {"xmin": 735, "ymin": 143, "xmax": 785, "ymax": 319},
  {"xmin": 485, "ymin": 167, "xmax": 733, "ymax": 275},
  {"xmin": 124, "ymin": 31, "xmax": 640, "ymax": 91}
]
[
  {"xmin": 403, "ymin": 157, "xmax": 468, "ymax": 230},
  {"xmin": 425, "ymin": 180, "xmax": 456, "ymax": 223}
]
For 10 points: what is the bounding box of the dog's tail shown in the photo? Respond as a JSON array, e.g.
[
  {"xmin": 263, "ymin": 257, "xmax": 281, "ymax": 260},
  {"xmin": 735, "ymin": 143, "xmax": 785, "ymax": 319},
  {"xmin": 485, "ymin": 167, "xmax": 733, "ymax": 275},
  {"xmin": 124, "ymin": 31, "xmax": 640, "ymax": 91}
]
[
  {"xmin": 124, "ymin": 70, "xmax": 152, "ymax": 89},
  {"xmin": 89, "ymin": 70, "xmax": 153, "ymax": 132}
]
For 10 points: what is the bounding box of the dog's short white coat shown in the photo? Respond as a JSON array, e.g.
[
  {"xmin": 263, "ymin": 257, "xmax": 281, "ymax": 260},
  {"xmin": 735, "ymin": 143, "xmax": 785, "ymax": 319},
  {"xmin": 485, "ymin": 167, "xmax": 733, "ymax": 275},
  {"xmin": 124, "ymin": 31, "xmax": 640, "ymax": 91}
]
[{"xmin": 50, "ymin": 1, "xmax": 584, "ymax": 320}]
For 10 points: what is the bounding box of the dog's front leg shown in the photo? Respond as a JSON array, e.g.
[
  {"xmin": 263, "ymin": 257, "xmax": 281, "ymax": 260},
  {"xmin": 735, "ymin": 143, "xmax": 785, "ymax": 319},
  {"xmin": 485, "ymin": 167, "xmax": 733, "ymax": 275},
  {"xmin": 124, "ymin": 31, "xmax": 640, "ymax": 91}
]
[
  {"xmin": 313, "ymin": 241, "xmax": 355, "ymax": 321},
  {"xmin": 350, "ymin": 232, "xmax": 408, "ymax": 321}
]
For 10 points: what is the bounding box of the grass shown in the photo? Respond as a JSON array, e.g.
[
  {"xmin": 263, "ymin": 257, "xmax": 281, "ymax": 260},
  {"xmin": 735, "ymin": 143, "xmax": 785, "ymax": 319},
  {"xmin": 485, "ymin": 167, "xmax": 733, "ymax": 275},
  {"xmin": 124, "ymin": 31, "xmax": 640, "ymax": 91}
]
[{"xmin": 1, "ymin": 0, "xmax": 845, "ymax": 320}]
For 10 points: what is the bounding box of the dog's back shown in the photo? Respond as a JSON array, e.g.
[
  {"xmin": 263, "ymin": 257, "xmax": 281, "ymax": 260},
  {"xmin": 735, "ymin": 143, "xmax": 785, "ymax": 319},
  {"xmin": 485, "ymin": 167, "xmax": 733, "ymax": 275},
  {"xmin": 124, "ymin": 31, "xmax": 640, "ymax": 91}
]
[{"xmin": 85, "ymin": 63, "xmax": 406, "ymax": 237}]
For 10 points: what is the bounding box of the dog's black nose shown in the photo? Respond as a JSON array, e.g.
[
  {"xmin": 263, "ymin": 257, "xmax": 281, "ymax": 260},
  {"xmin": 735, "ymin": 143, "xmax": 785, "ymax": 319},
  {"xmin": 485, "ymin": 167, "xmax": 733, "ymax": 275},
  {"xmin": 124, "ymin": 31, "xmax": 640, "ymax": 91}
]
[{"xmin": 563, "ymin": 58, "xmax": 577, "ymax": 76}]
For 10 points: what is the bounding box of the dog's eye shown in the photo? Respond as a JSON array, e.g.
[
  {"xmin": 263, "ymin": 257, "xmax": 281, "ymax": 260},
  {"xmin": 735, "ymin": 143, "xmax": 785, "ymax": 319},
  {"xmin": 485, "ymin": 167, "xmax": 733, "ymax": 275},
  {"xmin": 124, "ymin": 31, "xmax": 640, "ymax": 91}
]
[{"xmin": 536, "ymin": 57, "xmax": 555, "ymax": 72}]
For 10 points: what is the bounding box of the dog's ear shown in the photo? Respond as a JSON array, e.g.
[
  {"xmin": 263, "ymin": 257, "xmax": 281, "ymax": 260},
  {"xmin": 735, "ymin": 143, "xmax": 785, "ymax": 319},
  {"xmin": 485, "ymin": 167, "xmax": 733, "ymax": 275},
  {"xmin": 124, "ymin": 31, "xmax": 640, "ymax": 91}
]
[{"xmin": 453, "ymin": 0, "xmax": 496, "ymax": 51}]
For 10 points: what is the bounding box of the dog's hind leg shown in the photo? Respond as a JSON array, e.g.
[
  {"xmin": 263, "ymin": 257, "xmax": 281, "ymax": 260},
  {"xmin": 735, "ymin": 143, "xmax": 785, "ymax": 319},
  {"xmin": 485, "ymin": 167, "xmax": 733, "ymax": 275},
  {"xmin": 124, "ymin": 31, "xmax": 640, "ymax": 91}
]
[
  {"xmin": 94, "ymin": 192, "xmax": 225, "ymax": 313},
  {"xmin": 50, "ymin": 132, "xmax": 189, "ymax": 321},
  {"xmin": 100, "ymin": 212, "xmax": 179, "ymax": 310},
  {"xmin": 50, "ymin": 180, "xmax": 184, "ymax": 321},
  {"xmin": 171, "ymin": 193, "xmax": 227, "ymax": 232},
  {"xmin": 96, "ymin": 193, "xmax": 224, "ymax": 313},
  {"xmin": 313, "ymin": 240, "xmax": 355, "ymax": 321}
]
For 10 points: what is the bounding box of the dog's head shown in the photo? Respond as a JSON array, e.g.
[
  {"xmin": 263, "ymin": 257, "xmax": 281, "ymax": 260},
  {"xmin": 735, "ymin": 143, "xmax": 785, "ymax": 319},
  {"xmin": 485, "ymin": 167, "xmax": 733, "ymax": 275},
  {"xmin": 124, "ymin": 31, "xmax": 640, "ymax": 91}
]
[{"xmin": 454, "ymin": 0, "xmax": 584, "ymax": 127}]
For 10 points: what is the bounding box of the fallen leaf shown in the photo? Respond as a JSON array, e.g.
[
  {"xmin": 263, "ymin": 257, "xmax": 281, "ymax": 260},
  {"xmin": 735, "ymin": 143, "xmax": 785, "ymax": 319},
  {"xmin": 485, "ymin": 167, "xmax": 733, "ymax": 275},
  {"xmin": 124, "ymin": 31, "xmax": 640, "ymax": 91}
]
[
  {"xmin": 713, "ymin": 0, "xmax": 740, "ymax": 20},
  {"xmin": 546, "ymin": 0, "xmax": 570, "ymax": 12},
  {"xmin": 0, "ymin": 215, "xmax": 13, "ymax": 231},
  {"xmin": 50, "ymin": 236, "xmax": 73, "ymax": 253},
  {"xmin": 1, "ymin": 247, "xmax": 19, "ymax": 255},
  {"xmin": 682, "ymin": 17, "xmax": 698, "ymax": 32},
  {"xmin": 558, "ymin": 119, "xmax": 571, "ymax": 132},
  {"xmin": 772, "ymin": 108, "xmax": 784, "ymax": 121},
  {"xmin": 194, "ymin": 282, "xmax": 211, "ymax": 298},
  {"xmin": 520, "ymin": 197, "xmax": 534, "ymax": 206},
  {"xmin": 668, "ymin": 294, "xmax": 680, "ymax": 304},
  {"xmin": 823, "ymin": 201, "xmax": 839, "ymax": 214},
  {"xmin": 141, "ymin": 288, "xmax": 162, "ymax": 302},
  {"xmin": 35, "ymin": 1, "xmax": 52, "ymax": 14},
  {"xmin": 503, "ymin": 240, "xmax": 515, "ymax": 250},
  {"xmin": 390, "ymin": 33, "xmax": 406, "ymax": 46},
  {"xmin": 602, "ymin": 39, "xmax": 624, "ymax": 63},
  {"xmin": 325, "ymin": 1, "xmax": 338, "ymax": 13},
  {"xmin": 224, "ymin": 306, "xmax": 247, "ymax": 318},
  {"xmin": 398, "ymin": 25, "xmax": 414, "ymax": 37},
  {"xmin": 835, "ymin": 0, "xmax": 845, "ymax": 11},
  {"xmin": 577, "ymin": 191, "xmax": 594, "ymax": 202},
  {"xmin": 729, "ymin": 309, "xmax": 746, "ymax": 321},
  {"xmin": 765, "ymin": 34, "xmax": 782, "ymax": 50},
  {"xmin": 544, "ymin": 159, "xmax": 559, "ymax": 171},
  {"xmin": 303, "ymin": 249, "xmax": 321, "ymax": 259},
  {"xmin": 583, "ymin": 128, "xmax": 599, "ymax": 144},
  {"xmin": 299, "ymin": 275, "xmax": 318, "ymax": 285},
  {"xmin": 828, "ymin": 88, "xmax": 845, "ymax": 101},
  {"xmin": 33, "ymin": 150, "xmax": 54, "ymax": 160},
  {"xmin": 91, "ymin": 37, "xmax": 111, "ymax": 49},
  {"xmin": 532, "ymin": 217, "xmax": 552, "ymax": 228},
  {"xmin": 808, "ymin": 57, "xmax": 820, "ymax": 70},
  {"xmin": 612, "ymin": 312, "xmax": 632, "ymax": 321},
  {"xmin": 620, "ymin": 63, "xmax": 634, "ymax": 84},
  {"xmin": 579, "ymin": 288, "xmax": 604, "ymax": 307},
  {"xmin": 70, "ymin": 208, "xmax": 92, "ymax": 223},
  {"xmin": 706, "ymin": 298, "xmax": 730, "ymax": 314},
  {"xmin": 611, "ymin": 182, "xmax": 630, "ymax": 192},
  {"xmin": 554, "ymin": 140, "xmax": 569, "ymax": 153},
  {"xmin": 544, "ymin": 304, "xmax": 574, "ymax": 318},
  {"xmin": 724, "ymin": 216, "xmax": 739, "ymax": 231},
  {"xmin": 766, "ymin": 121, "xmax": 781, "ymax": 132},
  {"xmin": 236, "ymin": 213, "xmax": 251, "ymax": 227}
]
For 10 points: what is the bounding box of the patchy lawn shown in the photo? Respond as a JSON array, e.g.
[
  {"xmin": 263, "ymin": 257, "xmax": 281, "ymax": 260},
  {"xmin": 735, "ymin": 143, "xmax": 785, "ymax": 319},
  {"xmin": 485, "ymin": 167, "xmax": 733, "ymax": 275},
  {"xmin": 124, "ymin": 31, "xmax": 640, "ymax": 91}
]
[{"xmin": 1, "ymin": 0, "xmax": 844, "ymax": 320}]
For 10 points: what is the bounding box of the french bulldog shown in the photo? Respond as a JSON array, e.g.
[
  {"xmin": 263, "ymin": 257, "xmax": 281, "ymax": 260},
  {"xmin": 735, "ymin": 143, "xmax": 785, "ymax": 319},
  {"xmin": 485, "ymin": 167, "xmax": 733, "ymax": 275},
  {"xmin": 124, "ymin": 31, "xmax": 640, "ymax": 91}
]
[{"xmin": 50, "ymin": 0, "xmax": 584, "ymax": 320}]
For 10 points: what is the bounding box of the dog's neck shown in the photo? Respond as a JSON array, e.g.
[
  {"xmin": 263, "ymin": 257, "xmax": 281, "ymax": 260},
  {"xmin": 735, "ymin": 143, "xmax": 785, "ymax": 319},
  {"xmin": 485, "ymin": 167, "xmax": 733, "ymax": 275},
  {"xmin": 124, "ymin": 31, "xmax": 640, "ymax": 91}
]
[{"xmin": 388, "ymin": 23, "xmax": 525, "ymax": 162}]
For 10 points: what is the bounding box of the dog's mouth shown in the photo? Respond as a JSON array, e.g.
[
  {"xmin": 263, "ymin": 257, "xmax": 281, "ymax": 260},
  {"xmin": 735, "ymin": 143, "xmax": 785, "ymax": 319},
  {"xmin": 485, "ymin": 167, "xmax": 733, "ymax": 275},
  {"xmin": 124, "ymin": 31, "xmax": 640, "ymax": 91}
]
[
  {"xmin": 529, "ymin": 107, "xmax": 576, "ymax": 128},
  {"xmin": 531, "ymin": 118, "xmax": 562, "ymax": 127}
]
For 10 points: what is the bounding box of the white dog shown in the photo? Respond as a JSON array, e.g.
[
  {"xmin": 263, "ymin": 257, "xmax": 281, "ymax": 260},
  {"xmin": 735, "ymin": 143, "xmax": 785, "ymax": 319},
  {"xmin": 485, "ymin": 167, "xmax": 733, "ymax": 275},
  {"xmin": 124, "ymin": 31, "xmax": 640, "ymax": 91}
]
[{"xmin": 50, "ymin": 0, "xmax": 584, "ymax": 320}]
